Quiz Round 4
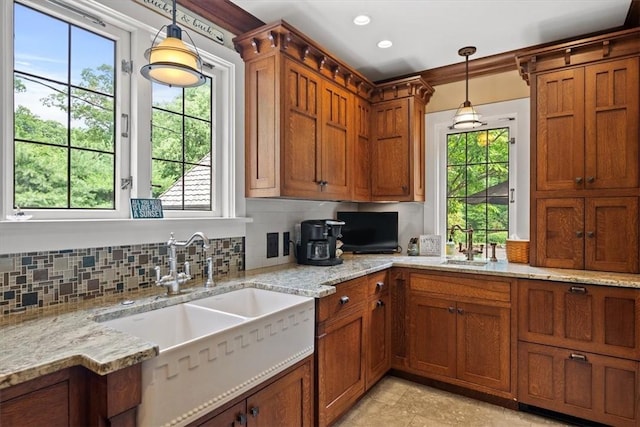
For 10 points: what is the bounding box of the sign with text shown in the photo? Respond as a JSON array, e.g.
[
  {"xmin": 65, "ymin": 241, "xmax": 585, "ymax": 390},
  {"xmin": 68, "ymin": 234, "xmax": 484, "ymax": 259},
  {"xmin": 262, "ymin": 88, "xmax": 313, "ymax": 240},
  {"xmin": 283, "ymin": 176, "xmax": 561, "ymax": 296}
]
[
  {"xmin": 130, "ymin": 198, "xmax": 164, "ymax": 219},
  {"xmin": 134, "ymin": 0, "xmax": 224, "ymax": 45}
]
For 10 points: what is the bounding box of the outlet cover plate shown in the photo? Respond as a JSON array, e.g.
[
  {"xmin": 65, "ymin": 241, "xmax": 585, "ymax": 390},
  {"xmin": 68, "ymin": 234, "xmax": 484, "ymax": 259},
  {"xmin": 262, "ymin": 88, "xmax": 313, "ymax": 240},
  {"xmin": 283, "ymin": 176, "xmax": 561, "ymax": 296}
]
[
  {"xmin": 267, "ymin": 232, "xmax": 279, "ymax": 258},
  {"xmin": 283, "ymin": 232, "xmax": 290, "ymax": 256}
]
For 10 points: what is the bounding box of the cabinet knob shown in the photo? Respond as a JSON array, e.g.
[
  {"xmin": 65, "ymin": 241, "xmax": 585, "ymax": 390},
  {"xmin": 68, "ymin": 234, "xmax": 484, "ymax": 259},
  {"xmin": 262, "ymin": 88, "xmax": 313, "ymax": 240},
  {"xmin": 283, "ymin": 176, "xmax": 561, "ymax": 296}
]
[
  {"xmin": 339, "ymin": 296, "xmax": 350, "ymax": 305},
  {"xmin": 587, "ymin": 231, "xmax": 595, "ymax": 238},
  {"xmin": 250, "ymin": 406, "xmax": 259, "ymax": 417},
  {"xmin": 376, "ymin": 299, "xmax": 385, "ymax": 308},
  {"xmin": 575, "ymin": 231, "xmax": 584, "ymax": 238},
  {"xmin": 575, "ymin": 177, "xmax": 583, "ymax": 184},
  {"xmin": 448, "ymin": 306, "xmax": 455, "ymax": 313},
  {"xmin": 237, "ymin": 413, "xmax": 247, "ymax": 425},
  {"xmin": 569, "ymin": 353, "xmax": 587, "ymax": 362},
  {"xmin": 569, "ymin": 286, "xmax": 587, "ymax": 294},
  {"xmin": 586, "ymin": 176, "xmax": 595, "ymax": 183},
  {"xmin": 457, "ymin": 308, "xmax": 464, "ymax": 315},
  {"xmin": 376, "ymin": 282, "xmax": 385, "ymax": 290}
]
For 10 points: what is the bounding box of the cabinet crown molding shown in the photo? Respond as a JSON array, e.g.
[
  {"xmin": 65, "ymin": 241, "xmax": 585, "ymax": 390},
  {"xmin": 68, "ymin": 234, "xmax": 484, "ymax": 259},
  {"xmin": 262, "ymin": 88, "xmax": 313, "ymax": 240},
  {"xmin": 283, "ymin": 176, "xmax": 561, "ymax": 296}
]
[{"xmin": 516, "ymin": 27, "xmax": 640, "ymax": 84}]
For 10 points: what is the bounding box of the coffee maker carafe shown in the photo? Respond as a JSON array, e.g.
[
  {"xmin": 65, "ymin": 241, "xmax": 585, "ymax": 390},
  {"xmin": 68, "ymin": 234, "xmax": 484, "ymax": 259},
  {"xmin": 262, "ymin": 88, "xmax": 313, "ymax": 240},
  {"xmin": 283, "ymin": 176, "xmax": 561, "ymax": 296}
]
[{"xmin": 297, "ymin": 219, "xmax": 345, "ymax": 266}]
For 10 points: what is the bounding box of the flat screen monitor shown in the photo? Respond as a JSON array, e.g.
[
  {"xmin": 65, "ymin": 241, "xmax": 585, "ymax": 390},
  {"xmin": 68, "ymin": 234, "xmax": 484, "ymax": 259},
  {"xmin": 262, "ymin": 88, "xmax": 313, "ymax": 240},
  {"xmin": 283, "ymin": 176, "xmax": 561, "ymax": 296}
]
[{"xmin": 337, "ymin": 211, "xmax": 398, "ymax": 254}]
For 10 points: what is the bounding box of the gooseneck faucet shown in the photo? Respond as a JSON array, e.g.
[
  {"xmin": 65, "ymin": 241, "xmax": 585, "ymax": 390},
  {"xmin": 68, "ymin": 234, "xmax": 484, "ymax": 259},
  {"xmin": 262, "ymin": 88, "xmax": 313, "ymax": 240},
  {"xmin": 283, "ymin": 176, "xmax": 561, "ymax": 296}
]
[
  {"xmin": 155, "ymin": 232, "xmax": 210, "ymax": 295},
  {"xmin": 449, "ymin": 225, "xmax": 484, "ymax": 261}
]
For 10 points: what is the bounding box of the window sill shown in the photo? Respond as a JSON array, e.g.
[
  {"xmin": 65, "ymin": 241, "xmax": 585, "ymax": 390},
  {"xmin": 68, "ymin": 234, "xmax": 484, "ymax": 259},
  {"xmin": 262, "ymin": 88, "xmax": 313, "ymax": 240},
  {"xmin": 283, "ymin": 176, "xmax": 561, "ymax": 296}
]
[{"xmin": 0, "ymin": 217, "xmax": 252, "ymax": 255}]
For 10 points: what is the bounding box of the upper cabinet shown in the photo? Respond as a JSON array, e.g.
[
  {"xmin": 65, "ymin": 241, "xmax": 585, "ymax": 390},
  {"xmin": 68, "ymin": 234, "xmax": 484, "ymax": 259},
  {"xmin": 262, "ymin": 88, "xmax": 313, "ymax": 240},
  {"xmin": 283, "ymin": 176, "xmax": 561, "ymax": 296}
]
[
  {"xmin": 517, "ymin": 28, "xmax": 640, "ymax": 273},
  {"xmin": 234, "ymin": 21, "xmax": 433, "ymax": 202}
]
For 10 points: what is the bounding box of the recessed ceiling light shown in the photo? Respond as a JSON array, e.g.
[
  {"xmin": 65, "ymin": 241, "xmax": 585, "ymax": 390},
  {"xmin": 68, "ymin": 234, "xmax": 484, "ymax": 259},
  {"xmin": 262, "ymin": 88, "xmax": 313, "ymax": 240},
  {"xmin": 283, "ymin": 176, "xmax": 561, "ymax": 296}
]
[
  {"xmin": 377, "ymin": 40, "xmax": 393, "ymax": 49},
  {"xmin": 353, "ymin": 15, "xmax": 371, "ymax": 26}
]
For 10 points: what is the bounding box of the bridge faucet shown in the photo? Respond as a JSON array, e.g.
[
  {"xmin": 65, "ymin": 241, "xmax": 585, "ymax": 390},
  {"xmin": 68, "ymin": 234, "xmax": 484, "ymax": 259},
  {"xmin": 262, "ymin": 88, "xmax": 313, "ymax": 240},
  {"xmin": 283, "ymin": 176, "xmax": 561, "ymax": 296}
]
[
  {"xmin": 155, "ymin": 232, "xmax": 210, "ymax": 295},
  {"xmin": 449, "ymin": 225, "xmax": 484, "ymax": 261}
]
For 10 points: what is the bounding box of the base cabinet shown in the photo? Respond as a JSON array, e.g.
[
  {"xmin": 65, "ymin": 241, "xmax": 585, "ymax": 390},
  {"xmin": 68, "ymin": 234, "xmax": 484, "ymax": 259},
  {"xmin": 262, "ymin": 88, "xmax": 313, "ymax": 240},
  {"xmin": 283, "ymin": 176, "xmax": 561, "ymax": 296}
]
[
  {"xmin": 365, "ymin": 271, "xmax": 391, "ymax": 390},
  {"xmin": 192, "ymin": 357, "xmax": 313, "ymax": 427},
  {"xmin": 518, "ymin": 342, "xmax": 639, "ymax": 427},
  {"xmin": 407, "ymin": 271, "xmax": 514, "ymax": 398}
]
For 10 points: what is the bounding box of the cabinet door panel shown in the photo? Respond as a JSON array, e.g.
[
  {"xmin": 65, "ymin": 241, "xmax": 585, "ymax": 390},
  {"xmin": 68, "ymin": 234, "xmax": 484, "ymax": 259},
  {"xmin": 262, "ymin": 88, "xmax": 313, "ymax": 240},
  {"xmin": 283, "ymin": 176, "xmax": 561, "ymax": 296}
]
[
  {"xmin": 536, "ymin": 69, "xmax": 585, "ymax": 191},
  {"xmin": 197, "ymin": 402, "xmax": 246, "ymax": 427},
  {"xmin": 282, "ymin": 61, "xmax": 321, "ymax": 196},
  {"xmin": 585, "ymin": 58, "xmax": 639, "ymax": 190},
  {"xmin": 366, "ymin": 293, "xmax": 391, "ymax": 390},
  {"xmin": 316, "ymin": 310, "xmax": 365, "ymax": 427},
  {"xmin": 536, "ymin": 198, "xmax": 584, "ymax": 269},
  {"xmin": 321, "ymin": 83, "xmax": 351, "ymax": 199},
  {"xmin": 409, "ymin": 295, "xmax": 456, "ymax": 377},
  {"xmin": 519, "ymin": 280, "xmax": 640, "ymax": 359},
  {"xmin": 245, "ymin": 56, "xmax": 277, "ymax": 196},
  {"xmin": 371, "ymin": 99, "xmax": 410, "ymax": 199},
  {"xmin": 1, "ymin": 381, "xmax": 69, "ymax": 427},
  {"xmin": 247, "ymin": 360, "xmax": 312, "ymax": 427},
  {"xmin": 518, "ymin": 342, "xmax": 639, "ymax": 427},
  {"xmin": 456, "ymin": 302, "xmax": 511, "ymax": 392},
  {"xmin": 353, "ymin": 98, "xmax": 371, "ymax": 201},
  {"xmin": 585, "ymin": 197, "xmax": 639, "ymax": 273}
]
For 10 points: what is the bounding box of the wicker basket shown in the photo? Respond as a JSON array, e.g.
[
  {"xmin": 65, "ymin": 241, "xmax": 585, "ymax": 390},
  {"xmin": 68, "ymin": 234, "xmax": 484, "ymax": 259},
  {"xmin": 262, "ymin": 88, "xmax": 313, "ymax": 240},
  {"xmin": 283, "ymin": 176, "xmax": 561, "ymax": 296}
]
[{"xmin": 506, "ymin": 239, "xmax": 530, "ymax": 263}]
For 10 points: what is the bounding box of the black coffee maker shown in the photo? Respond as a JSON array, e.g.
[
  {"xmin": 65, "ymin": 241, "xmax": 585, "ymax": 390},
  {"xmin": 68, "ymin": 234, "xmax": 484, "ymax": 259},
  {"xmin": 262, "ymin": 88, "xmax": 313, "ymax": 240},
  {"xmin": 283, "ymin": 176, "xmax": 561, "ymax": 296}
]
[{"xmin": 297, "ymin": 219, "xmax": 345, "ymax": 266}]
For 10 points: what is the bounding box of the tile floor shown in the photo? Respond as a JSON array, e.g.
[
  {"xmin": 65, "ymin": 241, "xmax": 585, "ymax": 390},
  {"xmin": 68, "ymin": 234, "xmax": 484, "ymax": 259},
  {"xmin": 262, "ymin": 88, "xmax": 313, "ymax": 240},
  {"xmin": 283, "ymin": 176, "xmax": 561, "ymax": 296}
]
[{"xmin": 333, "ymin": 376, "xmax": 570, "ymax": 427}]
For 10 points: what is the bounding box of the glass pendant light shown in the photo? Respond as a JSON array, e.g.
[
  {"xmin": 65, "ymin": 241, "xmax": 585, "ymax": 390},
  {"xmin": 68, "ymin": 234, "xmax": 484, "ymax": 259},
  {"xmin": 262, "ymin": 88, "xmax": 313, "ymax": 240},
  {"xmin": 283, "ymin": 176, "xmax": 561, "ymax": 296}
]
[
  {"xmin": 140, "ymin": 0, "xmax": 206, "ymax": 88},
  {"xmin": 452, "ymin": 46, "xmax": 482, "ymax": 129}
]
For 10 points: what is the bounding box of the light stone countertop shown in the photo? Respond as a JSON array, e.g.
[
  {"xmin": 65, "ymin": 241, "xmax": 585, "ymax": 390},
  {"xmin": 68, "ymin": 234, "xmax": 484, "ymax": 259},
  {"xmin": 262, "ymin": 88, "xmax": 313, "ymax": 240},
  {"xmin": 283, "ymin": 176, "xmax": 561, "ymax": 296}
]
[{"xmin": 2, "ymin": 254, "xmax": 639, "ymax": 390}]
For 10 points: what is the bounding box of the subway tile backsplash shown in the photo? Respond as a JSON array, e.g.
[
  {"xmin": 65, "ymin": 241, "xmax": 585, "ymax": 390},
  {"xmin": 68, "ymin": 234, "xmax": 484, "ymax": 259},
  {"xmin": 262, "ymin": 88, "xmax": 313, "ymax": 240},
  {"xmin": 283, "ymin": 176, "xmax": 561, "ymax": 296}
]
[{"xmin": 0, "ymin": 237, "xmax": 245, "ymax": 316}]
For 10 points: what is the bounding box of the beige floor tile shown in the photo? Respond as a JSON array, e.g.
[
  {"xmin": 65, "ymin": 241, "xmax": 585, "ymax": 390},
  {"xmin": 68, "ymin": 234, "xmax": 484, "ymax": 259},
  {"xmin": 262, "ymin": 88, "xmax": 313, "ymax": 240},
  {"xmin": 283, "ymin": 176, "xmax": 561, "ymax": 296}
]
[{"xmin": 335, "ymin": 376, "xmax": 567, "ymax": 427}]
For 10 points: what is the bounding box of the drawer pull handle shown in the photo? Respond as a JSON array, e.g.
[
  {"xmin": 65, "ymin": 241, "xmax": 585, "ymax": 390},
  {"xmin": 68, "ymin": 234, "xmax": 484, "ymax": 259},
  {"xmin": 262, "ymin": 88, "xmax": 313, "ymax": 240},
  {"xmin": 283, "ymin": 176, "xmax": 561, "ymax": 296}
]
[
  {"xmin": 339, "ymin": 296, "xmax": 350, "ymax": 305},
  {"xmin": 575, "ymin": 177, "xmax": 583, "ymax": 184},
  {"xmin": 569, "ymin": 353, "xmax": 587, "ymax": 362},
  {"xmin": 237, "ymin": 413, "xmax": 247, "ymax": 425},
  {"xmin": 448, "ymin": 306, "xmax": 455, "ymax": 314},
  {"xmin": 587, "ymin": 231, "xmax": 595, "ymax": 238},
  {"xmin": 586, "ymin": 176, "xmax": 595, "ymax": 183},
  {"xmin": 457, "ymin": 308, "xmax": 464, "ymax": 315},
  {"xmin": 569, "ymin": 286, "xmax": 587, "ymax": 294},
  {"xmin": 376, "ymin": 300, "xmax": 385, "ymax": 308},
  {"xmin": 575, "ymin": 231, "xmax": 584, "ymax": 238},
  {"xmin": 250, "ymin": 406, "xmax": 259, "ymax": 417},
  {"xmin": 376, "ymin": 282, "xmax": 385, "ymax": 290}
]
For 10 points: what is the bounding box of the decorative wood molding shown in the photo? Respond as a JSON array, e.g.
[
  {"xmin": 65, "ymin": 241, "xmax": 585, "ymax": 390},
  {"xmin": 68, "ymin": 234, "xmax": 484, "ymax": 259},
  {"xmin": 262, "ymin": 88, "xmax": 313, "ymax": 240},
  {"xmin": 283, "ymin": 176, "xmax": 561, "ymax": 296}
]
[
  {"xmin": 414, "ymin": 51, "xmax": 518, "ymax": 87},
  {"xmin": 178, "ymin": 0, "xmax": 264, "ymax": 36},
  {"xmin": 515, "ymin": 27, "xmax": 640, "ymax": 84},
  {"xmin": 233, "ymin": 20, "xmax": 377, "ymax": 99},
  {"xmin": 373, "ymin": 75, "xmax": 434, "ymax": 104}
]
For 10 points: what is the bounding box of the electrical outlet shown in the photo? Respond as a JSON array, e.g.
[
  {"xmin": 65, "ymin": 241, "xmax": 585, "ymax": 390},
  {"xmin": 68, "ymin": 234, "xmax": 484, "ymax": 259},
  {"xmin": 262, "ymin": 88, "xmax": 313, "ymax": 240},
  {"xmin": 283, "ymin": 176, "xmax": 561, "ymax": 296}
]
[
  {"xmin": 266, "ymin": 232, "xmax": 279, "ymax": 258},
  {"xmin": 283, "ymin": 232, "xmax": 290, "ymax": 256}
]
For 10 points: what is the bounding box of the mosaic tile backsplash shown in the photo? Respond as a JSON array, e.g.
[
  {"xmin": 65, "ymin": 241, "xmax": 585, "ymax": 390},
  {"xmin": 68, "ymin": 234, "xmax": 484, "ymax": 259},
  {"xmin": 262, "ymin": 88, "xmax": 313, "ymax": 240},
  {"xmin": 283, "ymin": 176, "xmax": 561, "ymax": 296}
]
[{"xmin": 0, "ymin": 237, "xmax": 245, "ymax": 316}]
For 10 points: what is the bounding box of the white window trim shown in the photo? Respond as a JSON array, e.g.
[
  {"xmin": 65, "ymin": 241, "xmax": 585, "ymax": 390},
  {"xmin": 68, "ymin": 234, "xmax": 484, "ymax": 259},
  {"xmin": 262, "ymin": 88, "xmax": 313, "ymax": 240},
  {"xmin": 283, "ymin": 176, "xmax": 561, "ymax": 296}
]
[
  {"xmin": 424, "ymin": 98, "xmax": 530, "ymax": 242},
  {"xmin": 0, "ymin": 0, "xmax": 247, "ymax": 254}
]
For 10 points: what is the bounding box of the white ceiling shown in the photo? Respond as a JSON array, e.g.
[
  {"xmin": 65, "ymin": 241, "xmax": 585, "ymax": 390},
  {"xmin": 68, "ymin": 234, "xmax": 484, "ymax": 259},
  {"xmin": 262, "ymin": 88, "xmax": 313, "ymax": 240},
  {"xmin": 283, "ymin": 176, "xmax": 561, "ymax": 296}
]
[{"xmin": 231, "ymin": 0, "xmax": 632, "ymax": 81}]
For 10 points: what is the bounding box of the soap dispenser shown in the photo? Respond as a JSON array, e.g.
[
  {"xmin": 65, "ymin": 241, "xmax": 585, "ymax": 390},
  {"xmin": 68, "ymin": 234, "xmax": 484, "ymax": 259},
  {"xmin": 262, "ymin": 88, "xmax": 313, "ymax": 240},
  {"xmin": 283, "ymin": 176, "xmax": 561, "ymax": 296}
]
[{"xmin": 445, "ymin": 237, "xmax": 456, "ymax": 257}]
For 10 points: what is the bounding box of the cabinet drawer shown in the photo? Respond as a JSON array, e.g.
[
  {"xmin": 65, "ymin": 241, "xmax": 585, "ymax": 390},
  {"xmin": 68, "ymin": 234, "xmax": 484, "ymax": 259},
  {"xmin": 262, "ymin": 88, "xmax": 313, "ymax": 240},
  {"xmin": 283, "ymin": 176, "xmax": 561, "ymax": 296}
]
[
  {"xmin": 410, "ymin": 272, "xmax": 511, "ymax": 304},
  {"xmin": 367, "ymin": 271, "xmax": 389, "ymax": 297},
  {"xmin": 518, "ymin": 280, "xmax": 640, "ymax": 359},
  {"xmin": 317, "ymin": 276, "xmax": 367, "ymax": 323},
  {"xmin": 519, "ymin": 341, "xmax": 639, "ymax": 427}
]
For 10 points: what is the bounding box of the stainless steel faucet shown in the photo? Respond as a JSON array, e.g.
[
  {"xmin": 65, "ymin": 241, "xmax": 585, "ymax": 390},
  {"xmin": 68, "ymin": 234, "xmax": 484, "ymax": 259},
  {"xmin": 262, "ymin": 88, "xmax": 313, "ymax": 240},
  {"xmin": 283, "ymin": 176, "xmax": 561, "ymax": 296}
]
[
  {"xmin": 449, "ymin": 225, "xmax": 484, "ymax": 261},
  {"xmin": 155, "ymin": 232, "xmax": 211, "ymax": 295}
]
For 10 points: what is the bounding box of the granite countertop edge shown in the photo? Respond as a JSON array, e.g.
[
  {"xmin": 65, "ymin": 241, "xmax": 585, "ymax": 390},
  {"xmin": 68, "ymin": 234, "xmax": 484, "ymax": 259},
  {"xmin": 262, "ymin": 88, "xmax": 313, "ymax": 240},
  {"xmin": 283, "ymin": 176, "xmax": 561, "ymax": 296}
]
[{"xmin": 2, "ymin": 255, "xmax": 639, "ymax": 390}]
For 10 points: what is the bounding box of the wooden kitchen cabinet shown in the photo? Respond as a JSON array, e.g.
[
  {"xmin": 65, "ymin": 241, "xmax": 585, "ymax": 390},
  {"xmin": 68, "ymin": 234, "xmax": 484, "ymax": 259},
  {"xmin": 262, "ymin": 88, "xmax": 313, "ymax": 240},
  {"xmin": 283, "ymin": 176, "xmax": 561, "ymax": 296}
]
[
  {"xmin": 235, "ymin": 21, "xmax": 433, "ymax": 202},
  {"xmin": 371, "ymin": 76, "xmax": 430, "ymax": 202},
  {"xmin": 518, "ymin": 279, "xmax": 640, "ymax": 426},
  {"xmin": 192, "ymin": 357, "xmax": 313, "ymax": 427},
  {"xmin": 535, "ymin": 197, "xmax": 638, "ymax": 272},
  {"xmin": 390, "ymin": 268, "xmax": 409, "ymax": 370},
  {"xmin": 365, "ymin": 271, "xmax": 391, "ymax": 390},
  {"xmin": 517, "ymin": 28, "xmax": 640, "ymax": 272},
  {"xmin": 407, "ymin": 271, "xmax": 514, "ymax": 398},
  {"xmin": 518, "ymin": 342, "xmax": 639, "ymax": 427}
]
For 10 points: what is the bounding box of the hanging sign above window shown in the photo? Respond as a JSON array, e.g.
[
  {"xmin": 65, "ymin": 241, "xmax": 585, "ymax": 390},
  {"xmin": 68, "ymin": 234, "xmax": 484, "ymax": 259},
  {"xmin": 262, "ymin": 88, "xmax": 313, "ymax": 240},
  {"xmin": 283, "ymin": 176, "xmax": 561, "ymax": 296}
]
[{"xmin": 134, "ymin": 0, "xmax": 224, "ymax": 45}]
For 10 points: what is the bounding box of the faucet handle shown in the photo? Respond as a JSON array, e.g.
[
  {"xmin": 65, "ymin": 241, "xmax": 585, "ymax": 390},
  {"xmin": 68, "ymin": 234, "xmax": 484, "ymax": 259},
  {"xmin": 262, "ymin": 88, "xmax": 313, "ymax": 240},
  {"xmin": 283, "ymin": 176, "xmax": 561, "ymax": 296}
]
[{"xmin": 154, "ymin": 266, "xmax": 162, "ymax": 286}]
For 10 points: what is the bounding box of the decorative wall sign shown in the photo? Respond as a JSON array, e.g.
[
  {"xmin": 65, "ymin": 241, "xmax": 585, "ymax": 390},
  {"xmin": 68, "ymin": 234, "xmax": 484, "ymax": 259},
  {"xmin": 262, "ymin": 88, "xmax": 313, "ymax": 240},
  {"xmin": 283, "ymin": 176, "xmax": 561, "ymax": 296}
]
[
  {"xmin": 419, "ymin": 234, "xmax": 441, "ymax": 256},
  {"xmin": 134, "ymin": 0, "xmax": 225, "ymax": 45},
  {"xmin": 130, "ymin": 198, "xmax": 164, "ymax": 219}
]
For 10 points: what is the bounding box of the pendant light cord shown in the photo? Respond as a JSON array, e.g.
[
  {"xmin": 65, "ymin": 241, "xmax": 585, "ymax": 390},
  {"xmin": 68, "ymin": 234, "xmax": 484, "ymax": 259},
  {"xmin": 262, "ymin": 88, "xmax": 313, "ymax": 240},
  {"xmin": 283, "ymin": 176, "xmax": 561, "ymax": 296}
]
[{"xmin": 171, "ymin": 0, "xmax": 177, "ymax": 26}]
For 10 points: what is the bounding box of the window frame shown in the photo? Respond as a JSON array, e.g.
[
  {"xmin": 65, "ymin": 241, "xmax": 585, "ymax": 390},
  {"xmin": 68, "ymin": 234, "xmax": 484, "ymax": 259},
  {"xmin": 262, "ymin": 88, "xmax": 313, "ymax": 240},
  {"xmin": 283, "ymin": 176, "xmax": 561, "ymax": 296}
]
[{"xmin": 0, "ymin": 0, "xmax": 243, "ymax": 255}]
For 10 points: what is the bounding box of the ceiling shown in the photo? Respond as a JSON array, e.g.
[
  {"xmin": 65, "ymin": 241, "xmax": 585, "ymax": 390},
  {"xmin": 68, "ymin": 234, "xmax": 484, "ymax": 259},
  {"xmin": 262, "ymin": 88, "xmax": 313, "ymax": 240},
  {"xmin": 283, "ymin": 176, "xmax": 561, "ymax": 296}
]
[{"xmin": 230, "ymin": 0, "xmax": 633, "ymax": 81}]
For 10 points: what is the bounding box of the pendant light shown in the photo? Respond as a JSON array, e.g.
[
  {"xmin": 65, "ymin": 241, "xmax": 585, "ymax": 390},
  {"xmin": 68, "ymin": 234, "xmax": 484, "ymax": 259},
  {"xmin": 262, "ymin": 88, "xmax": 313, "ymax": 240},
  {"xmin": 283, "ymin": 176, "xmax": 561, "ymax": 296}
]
[
  {"xmin": 452, "ymin": 46, "xmax": 482, "ymax": 129},
  {"xmin": 140, "ymin": 0, "xmax": 206, "ymax": 88}
]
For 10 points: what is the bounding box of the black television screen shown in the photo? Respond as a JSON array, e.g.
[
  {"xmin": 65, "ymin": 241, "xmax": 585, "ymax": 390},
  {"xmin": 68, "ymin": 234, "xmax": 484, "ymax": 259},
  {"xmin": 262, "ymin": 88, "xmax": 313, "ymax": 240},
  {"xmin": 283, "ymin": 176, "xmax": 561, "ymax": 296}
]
[{"xmin": 337, "ymin": 211, "xmax": 398, "ymax": 254}]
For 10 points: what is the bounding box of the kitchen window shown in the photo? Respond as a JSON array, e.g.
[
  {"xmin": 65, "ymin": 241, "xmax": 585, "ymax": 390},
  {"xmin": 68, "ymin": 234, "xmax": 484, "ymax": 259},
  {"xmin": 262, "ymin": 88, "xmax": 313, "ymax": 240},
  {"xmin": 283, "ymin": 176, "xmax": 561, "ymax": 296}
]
[
  {"xmin": 2, "ymin": 0, "xmax": 234, "ymax": 222},
  {"xmin": 446, "ymin": 127, "xmax": 510, "ymax": 251}
]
